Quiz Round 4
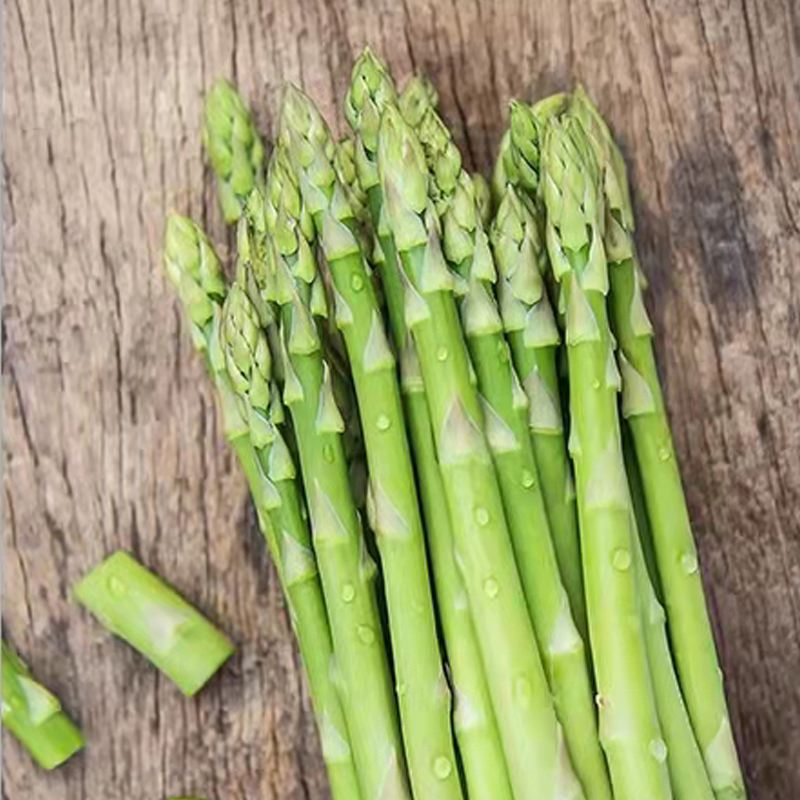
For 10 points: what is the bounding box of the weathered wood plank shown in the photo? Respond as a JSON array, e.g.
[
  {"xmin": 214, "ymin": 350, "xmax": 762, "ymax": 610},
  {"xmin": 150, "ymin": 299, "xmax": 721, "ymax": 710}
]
[{"xmin": 3, "ymin": 0, "xmax": 799, "ymax": 798}]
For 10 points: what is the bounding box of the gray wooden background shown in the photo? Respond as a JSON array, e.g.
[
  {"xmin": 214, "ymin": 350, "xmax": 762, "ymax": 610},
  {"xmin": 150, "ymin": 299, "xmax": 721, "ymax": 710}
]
[{"xmin": 3, "ymin": 0, "xmax": 799, "ymax": 798}]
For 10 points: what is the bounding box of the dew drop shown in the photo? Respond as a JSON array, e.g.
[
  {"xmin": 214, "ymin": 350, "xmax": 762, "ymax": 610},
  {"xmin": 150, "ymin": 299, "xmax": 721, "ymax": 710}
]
[
  {"xmin": 592, "ymin": 379, "xmax": 601, "ymax": 390},
  {"xmin": 322, "ymin": 443, "xmax": 335, "ymax": 463},
  {"xmin": 658, "ymin": 446, "xmax": 671, "ymax": 462},
  {"xmin": 341, "ymin": 583, "xmax": 355, "ymax": 603},
  {"xmin": 681, "ymin": 552, "xmax": 698, "ymax": 575},
  {"xmin": 474, "ymin": 507, "xmax": 490, "ymax": 526},
  {"xmin": 396, "ymin": 682, "xmax": 407, "ymax": 697},
  {"xmin": 433, "ymin": 756, "xmax": 452, "ymax": 780},
  {"xmin": 649, "ymin": 738, "xmax": 668, "ymax": 763},
  {"xmin": 351, "ymin": 274, "xmax": 364, "ymax": 292},
  {"xmin": 357, "ymin": 625, "xmax": 375, "ymax": 645},
  {"xmin": 483, "ymin": 578, "xmax": 499, "ymax": 598},
  {"xmin": 515, "ymin": 677, "xmax": 532, "ymax": 709},
  {"xmin": 107, "ymin": 576, "xmax": 127, "ymax": 597},
  {"xmin": 595, "ymin": 693, "xmax": 606, "ymax": 709},
  {"xmin": 437, "ymin": 346, "xmax": 449, "ymax": 362},
  {"xmin": 376, "ymin": 414, "xmax": 391, "ymax": 431},
  {"xmin": 612, "ymin": 548, "xmax": 631, "ymax": 571},
  {"xmin": 497, "ymin": 344, "xmax": 509, "ymax": 363},
  {"xmin": 521, "ymin": 469, "xmax": 536, "ymax": 489}
]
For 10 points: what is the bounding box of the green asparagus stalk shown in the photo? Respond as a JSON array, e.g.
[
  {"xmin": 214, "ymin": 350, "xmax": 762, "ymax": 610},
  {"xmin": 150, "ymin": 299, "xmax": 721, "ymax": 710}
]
[
  {"xmin": 2, "ymin": 641, "xmax": 84, "ymax": 769},
  {"xmin": 204, "ymin": 79, "xmax": 266, "ymax": 223},
  {"xmin": 346, "ymin": 49, "xmax": 514, "ymax": 800},
  {"xmin": 411, "ymin": 97, "xmax": 612, "ymax": 800},
  {"xmin": 260, "ymin": 145, "xmax": 412, "ymax": 800},
  {"xmin": 571, "ymin": 85, "xmax": 745, "ymax": 800},
  {"xmin": 162, "ymin": 214, "xmax": 361, "ymax": 800},
  {"xmin": 492, "ymin": 102, "xmax": 587, "ymax": 640},
  {"xmin": 280, "ymin": 86, "xmax": 464, "ymax": 800},
  {"xmin": 74, "ymin": 551, "xmax": 234, "ymax": 696},
  {"xmin": 379, "ymin": 104, "xmax": 584, "ymax": 800},
  {"xmin": 541, "ymin": 113, "xmax": 671, "ymax": 800}
]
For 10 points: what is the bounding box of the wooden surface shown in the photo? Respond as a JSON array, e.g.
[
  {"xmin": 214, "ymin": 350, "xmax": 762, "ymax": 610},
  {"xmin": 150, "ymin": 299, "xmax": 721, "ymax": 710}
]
[{"xmin": 3, "ymin": 0, "xmax": 799, "ymax": 798}]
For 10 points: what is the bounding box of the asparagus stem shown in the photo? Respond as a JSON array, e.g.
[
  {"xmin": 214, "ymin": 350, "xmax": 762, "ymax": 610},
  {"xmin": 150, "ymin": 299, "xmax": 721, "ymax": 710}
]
[
  {"xmin": 379, "ymin": 104, "xmax": 584, "ymax": 800},
  {"xmin": 74, "ymin": 551, "xmax": 234, "ymax": 696},
  {"xmin": 571, "ymin": 85, "xmax": 746, "ymax": 800},
  {"xmin": 541, "ymin": 113, "xmax": 671, "ymax": 800},
  {"xmin": 346, "ymin": 49, "xmax": 514, "ymax": 800},
  {"xmin": 2, "ymin": 641, "xmax": 84, "ymax": 769},
  {"xmin": 204, "ymin": 79, "xmax": 266, "ymax": 223},
  {"xmin": 410, "ymin": 95, "xmax": 611, "ymax": 800},
  {"xmin": 280, "ymin": 86, "xmax": 464, "ymax": 800},
  {"xmin": 260, "ymin": 147, "xmax": 412, "ymax": 800},
  {"xmin": 163, "ymin": 214, "xmax": 362, "ymax": 800},
  {"xmin": 493, "ymin": 102, "xmax": 588, "ymax": 641}
]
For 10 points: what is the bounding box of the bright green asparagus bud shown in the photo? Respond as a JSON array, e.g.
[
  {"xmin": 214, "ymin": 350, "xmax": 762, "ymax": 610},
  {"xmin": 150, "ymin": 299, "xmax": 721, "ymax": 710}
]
[
  {"xmin": 398, "ymin": 74, "xmax": 438, "ymax": 129},
  {"xmin": 2, "ymin": 642, "xmax": 84, "ymax": 769},
  {"xmin": 472, "ymin": 173, "xmax": 492, "ymax": 228},
  {"xmin": 572, "ymin": 86, "xmax": 744, "ymax": 800},
  {"xmin": 344, "ymin": 48, "xmax": 397, "ymax": 191},
  {"xmin": 542, "ymin": 115, "xmax": 671, "ymax": 800},
  {"xmin": 204, "ymin": 79, "xmax": 266, "ymax": 223},
  {"xmin": 75, "ymin": 552, "xmax": 234, "ymax": 697}
]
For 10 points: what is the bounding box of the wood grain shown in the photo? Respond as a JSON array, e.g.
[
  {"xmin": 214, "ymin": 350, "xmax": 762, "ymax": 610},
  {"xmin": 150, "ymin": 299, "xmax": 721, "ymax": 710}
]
[{"xmin": 3, "ymin": 0, "xmax": 799, "ymax": 798}]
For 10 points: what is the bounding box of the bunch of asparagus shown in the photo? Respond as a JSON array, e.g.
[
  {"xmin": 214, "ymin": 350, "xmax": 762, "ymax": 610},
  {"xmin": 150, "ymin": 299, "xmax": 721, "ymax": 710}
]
[{"xmin": 164, "ymin": 48, "xmax": 745, "ymax": 800}]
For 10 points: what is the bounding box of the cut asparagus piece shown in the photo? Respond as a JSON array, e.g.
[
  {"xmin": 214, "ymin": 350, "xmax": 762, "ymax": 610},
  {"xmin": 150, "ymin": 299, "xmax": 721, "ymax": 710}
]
[
  {"xmin": 163, "ymin": 213, "xmax": 362, "ymax": 800},
  {"xmin": 378, "ymin": 104, "xmax": 584, "ymax": 800},
  {"xmin": 572, "ymin": 85, "xmax": 745, "ymax": 800},
  {"xmin": 203, "ymin": 79, "xmax": 266, "ymax": 223},
  {"xmin": 2, "ymin": 641, "xmax": 84, "ymax": 769},
  {"xmin": 410, "ymin": 94, "xmax": 611, "ymax": 800},
  {"xmin": 74, "ymin": 551, "xmax": 233, "ymax": 696},
  {"xmin": 346, "ymin": 49, "xmax": 514, "ymax": 800},
  {"xmin": 541, "ymin": 113, "xmax": 671, "ymax": 800},
  {"xmin": 260, "ymin": 145, "xmax": 411, "ymax": 800},
  {"xmin": 279, "ymin": 88, "xmax": 464, "ymax": 800}
]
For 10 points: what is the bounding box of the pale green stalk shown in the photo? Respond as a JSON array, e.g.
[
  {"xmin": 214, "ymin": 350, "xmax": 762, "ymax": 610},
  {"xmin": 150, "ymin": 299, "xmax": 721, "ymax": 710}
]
[
  {"xmin": 541, "ymin": 113, "xmax": 671, "ymax": 800},
  {"xmin": 572, "ymin": 85, "xmax": 745, "ymax": 800},
  {"xmin": 162, "ymin": 214, "xmax": 361, "ymax": 800},
  {"xmin": 379, "ymin": 104, "xmax": 584, "ymax": 800},
  {"xmin": 346, "ymin": 49, "xmax": 514, "ymax": 800}
]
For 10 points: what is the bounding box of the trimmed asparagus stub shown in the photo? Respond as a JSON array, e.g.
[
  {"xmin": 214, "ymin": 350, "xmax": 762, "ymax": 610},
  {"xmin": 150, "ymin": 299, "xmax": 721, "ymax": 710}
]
[
  {"xmin": 2, "ymin": 641, "xmax": 84, "ymax": 769},
  {"xmin": 204, "ymin": 79, "xmax": 266, "ymax": 223},
  {"xmin": 346, "ymin": 49, "xmax": 515, "ymax": 800},
  {"xmin": 379, "ymin": 103, "xmax": 584, "ymax": 800},
  {"xmin": 541, "ymin": 113, "xmax": 671, "ymax": 800},
  {"xmin": 408, "ymin": 91, "xmax": 611, "ymax": 800},
  {"xmin": 571, "ymin": 85, "xmax": 746, "ymax": 800},
  {"xmin": 74, "ymin": 551, "xmax": 234, "ymax": 696}
]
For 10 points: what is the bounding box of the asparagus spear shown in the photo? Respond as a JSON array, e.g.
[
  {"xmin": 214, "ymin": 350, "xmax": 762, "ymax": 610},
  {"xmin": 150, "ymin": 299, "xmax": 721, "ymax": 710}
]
[
  {"xmin": 204, "ymin": 79, "xmax": 266, "ymax": 223},
  {"xmin": 410, "ymin": 97, "xmax": 612, "ymax": 800},
  {"xmin": 571, "ymin": 86, "xmax": 745, "ymax": 800},
  {"xmin": 2, "ymin": 641, "xmax": 84, "ymax": 769},
  {"xmin": 162, "ymin": 214, "xmax": 362, "ymax": 800},
  {"xmin": 540, "ymin": 113, "xmax": 671, "ymax": 800},
  {"xmin": 280, "ymin": 86, "xmax": 464, "ymax": 800},
  {"xmin": 75, "ymin": 551, "xmax": 234, "ymax": 696},
  {"xmin": 346, "ymin": 50, "xmax": 514, "ymax": 800},
  {"xmin": 379, "ymin": 104, "xmax": 584, "ymax": 800},
  {"xmin": 260, "ymin": 145, "xmax": 412, "ymax": 800},
  {"xmin": 492, "ymin": 102, "xmax": 587, "ymax": 640}
]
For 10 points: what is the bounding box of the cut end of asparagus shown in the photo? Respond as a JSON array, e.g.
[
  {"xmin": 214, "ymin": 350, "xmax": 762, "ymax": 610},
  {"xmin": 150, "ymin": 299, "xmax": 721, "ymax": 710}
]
[
  {"xmin": 204, "ymin": 79, "xmax": 266, "ymax": 223},
  {"xmin": 2, "ymin": 641, "xmax": 85, "ymax": 770},
  {"xmin": 74, "ymin": 551, "xmax": 234, "ymax": 697}
]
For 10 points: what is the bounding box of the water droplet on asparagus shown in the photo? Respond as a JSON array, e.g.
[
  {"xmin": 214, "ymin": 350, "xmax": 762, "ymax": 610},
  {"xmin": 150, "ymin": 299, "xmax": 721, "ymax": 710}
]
[
  {"xmin": 341, "ymin": 583, "xmax": 355, "ymax": 603},
  {"xmin": 396, "ymin": 682, "xmax": 407, "ymax": 697},
  {"xmin": 612, "ymin": 548, "xmax": 631, "ymax": 571},
  {"xmin": 592, "ymin": 378, "xmax": 601, "ymax": 389},
  {"xmin": 322, "ymin": 444, "xmax": 334, "ymax": 463},
  {"xmin": 497, "ymin": 343, "xmax": 509, "ymax": 363},
  {"xmin": 375, "ymin": 414, "xmax": 390, "ymax": 431},
  {"xmin": 107, "ymin": 576, "xmax": 126, "ymax": 597},
  {"xmin": 433, "ymin": 756, "xmax": 452, "ymax": 780},
  {"xmin": 483, "ymin": 578, "xmax": 498, "ymax": 598},
  {"xmin": 437, "ymin": 346, "xmax": 449, "ymax": 362},
  {"xmin": 474, "ymin": 507, "xmax": 489, "ymax": 526},
  {"xmin": 350, "ymin": 274, "xmax": 364, "ymax": 292},
  {"xmin": 658, "ymin": 446, "xmax": 670, "ymax": 462},
  {"xmin": 681, "ymin": 552, "xmax": 698, "ymax": 574},
  {"xmin": 649, "ymin": 738, "xmax": 668, "ymax": 763},
  {"xmin": 356, "ymin": 624, "xmax": 375, "ymax": 645},
  {"xmin": 521, "ymin": 469, "xmax": 535, "ymax": 488}
]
